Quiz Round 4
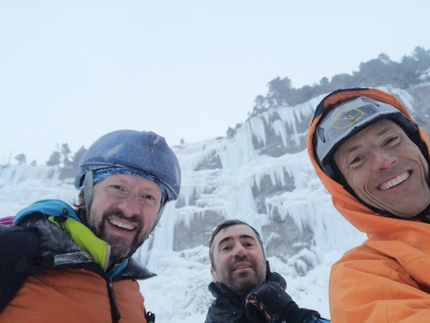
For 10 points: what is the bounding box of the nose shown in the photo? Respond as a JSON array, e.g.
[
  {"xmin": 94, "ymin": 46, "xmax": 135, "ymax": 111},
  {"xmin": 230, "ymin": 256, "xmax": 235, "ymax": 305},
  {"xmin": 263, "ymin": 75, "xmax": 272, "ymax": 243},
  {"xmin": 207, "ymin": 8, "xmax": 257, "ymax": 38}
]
[
  {"xmin": 372, "ymin": 149, "xmax": 397, "ymax": 172},
  {"xmin": 233, "ymin": 243, "xmax": 247, "ymax": 258},
  {"xmin": 117, "ymin": 194, "xmax": 141, "ymax": 217}
]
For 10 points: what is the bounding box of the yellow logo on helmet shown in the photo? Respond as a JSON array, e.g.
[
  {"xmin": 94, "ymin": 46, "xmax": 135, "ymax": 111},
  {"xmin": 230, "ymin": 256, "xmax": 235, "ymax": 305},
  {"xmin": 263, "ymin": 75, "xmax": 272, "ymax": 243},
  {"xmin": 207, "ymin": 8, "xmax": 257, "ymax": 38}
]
[{"xmin": 330, "ymin": 104, "xmax": 365, "ymax": 130}]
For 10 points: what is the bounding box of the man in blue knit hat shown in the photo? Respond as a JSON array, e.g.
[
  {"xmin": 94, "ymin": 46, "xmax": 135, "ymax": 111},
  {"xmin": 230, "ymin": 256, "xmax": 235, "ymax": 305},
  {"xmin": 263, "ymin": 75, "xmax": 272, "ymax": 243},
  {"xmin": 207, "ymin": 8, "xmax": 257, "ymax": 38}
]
[{"xmin": 0, "ymin": 130, "xmax": 181, "ymax": 323}]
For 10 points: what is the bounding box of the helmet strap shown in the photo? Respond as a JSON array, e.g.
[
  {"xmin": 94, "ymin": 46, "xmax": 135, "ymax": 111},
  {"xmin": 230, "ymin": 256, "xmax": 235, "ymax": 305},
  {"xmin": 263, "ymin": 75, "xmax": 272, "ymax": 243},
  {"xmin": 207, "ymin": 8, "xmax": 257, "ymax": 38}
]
[
  {"xmin": 83, "ymin": 171, "xmax": 94, "ymax": 224},
  {"xmin": 149, "ymin": 203, "xmax": 166, "ymax": 234}
]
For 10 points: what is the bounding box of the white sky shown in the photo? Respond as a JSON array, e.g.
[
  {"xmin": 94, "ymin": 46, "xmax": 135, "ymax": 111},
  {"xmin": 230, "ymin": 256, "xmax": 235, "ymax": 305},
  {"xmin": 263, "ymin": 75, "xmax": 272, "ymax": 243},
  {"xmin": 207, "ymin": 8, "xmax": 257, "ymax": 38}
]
[{"xmin": 1, "ymin": 0, "xmax": 430, "ymax": 164}]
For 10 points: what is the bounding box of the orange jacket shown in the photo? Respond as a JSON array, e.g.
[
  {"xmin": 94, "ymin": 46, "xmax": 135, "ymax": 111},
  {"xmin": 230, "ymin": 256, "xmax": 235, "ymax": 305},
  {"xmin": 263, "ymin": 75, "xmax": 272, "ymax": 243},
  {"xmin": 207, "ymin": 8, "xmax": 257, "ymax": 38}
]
[
  {"xmin": 0, "ymin": 200, "xmax": 154, "ymax": 323},
  {"xmin": 307, "ymin": 88, "xmax": 430, "ymax": 322},
  {"xmin": 1, "ymin": 268, "xmax": 146, "ymax": 323}
]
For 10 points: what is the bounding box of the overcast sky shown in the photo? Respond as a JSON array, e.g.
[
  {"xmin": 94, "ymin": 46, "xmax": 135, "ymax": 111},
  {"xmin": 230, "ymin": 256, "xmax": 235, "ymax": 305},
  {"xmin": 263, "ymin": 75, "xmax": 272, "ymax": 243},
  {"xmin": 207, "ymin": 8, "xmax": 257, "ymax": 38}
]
[{"xmin": 1, "ymin": 1, "xmax": 430, "ymax": 165}]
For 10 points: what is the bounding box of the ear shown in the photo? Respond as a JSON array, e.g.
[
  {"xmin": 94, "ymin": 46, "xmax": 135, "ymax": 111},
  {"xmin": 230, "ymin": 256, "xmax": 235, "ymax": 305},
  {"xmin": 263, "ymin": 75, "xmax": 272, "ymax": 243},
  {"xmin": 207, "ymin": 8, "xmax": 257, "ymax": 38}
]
[{"xmin": 210, "ymin": 267, "xmax": 218, "ymax": 282}]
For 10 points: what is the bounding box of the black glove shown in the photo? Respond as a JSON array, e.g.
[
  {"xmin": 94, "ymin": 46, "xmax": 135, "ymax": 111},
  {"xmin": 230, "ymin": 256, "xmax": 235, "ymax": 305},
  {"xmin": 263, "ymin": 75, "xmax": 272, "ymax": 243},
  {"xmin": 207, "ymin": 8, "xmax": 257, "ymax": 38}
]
[
  {"xmin": 145, "ymin": 311, "xmax": 155, "ymax": 323},
  {"xmin": 245, "ymin": 281, "xmax": 320, "ymax": 323}
]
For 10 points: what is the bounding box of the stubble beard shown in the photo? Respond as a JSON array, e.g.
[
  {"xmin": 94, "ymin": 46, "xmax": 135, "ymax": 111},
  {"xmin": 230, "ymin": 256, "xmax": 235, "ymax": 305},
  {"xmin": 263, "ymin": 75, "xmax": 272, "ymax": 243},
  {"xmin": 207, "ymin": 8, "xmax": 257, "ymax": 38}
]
[
  {"xmin": 89, "ymin": 207, "xmax": 145, "ymax": 264},
  {"xmin": 225, "ymin": 257, "xmax": 263, "ymax": 299}
]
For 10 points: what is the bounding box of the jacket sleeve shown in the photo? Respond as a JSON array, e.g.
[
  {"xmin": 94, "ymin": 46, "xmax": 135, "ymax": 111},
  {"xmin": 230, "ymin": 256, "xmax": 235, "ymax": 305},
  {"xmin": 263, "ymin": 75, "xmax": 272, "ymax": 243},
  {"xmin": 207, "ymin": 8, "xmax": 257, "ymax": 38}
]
[{"xmin": 329, "ymin": 245, "xmax": 430, "ymax": 322}]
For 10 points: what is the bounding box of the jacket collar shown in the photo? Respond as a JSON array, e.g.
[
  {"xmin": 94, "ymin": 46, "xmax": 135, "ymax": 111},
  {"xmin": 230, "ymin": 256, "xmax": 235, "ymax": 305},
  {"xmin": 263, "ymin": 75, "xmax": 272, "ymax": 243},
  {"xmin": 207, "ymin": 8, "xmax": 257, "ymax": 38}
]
[{"xmin": 14, "ymin": 199, "xmax": 155, "ymax": 280}]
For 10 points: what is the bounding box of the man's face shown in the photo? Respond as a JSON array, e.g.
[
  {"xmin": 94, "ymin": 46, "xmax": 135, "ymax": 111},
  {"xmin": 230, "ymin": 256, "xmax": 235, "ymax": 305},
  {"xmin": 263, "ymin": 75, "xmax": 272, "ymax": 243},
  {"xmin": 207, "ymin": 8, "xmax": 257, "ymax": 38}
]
[
  {"xmin": 211, "ymin": 224, "xmax": 267, "ymax": 299},
  {"xmin": 334, "ymin": 119, "xmax": 430, "ymax": 218},
  {"xmin": 89, "ymin": 174, "xmax": 161, "ymax": 264}
]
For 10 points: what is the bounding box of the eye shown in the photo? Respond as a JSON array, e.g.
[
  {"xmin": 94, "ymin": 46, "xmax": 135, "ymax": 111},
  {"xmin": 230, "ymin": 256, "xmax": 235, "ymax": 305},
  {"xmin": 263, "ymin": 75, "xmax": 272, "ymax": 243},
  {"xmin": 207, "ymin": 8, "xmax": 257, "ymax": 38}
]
[
  {"xmin": 141, "ymin": 194, "xmax": 155, "ymax": 201},
  {"xmin": 220, "ymin": 245, "xmax": 232, "ymax": 252},
  {"xmin": 107, "ymin": 184, "xmax": 128, "ymax": 197},
  {"xmin": 384, "ymin": 135, "xmax": 400, "ymax": 146},
  {"xmin": 349, "ymin": 156, "xmax": 363, "ymax": 165},
  {"xmin": 108, "ymin": 184, "xmax": 127, "ymax": 192}
]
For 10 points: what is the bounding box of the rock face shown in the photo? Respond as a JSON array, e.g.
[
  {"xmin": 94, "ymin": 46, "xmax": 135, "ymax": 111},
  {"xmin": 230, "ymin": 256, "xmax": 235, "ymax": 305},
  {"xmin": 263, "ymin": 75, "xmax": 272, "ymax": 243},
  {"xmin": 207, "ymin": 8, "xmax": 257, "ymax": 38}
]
[{"xmin": 146, "ymin": 84, "xmax": 430, "ymax": 276}]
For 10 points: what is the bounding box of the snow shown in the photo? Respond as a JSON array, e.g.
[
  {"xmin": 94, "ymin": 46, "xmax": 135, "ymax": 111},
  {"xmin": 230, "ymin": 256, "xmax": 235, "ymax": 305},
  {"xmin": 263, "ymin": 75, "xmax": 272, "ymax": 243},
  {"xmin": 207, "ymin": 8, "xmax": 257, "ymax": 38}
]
[{"xmin": 0, "ymin": 98, "xmax": 372, "ymax": 322}]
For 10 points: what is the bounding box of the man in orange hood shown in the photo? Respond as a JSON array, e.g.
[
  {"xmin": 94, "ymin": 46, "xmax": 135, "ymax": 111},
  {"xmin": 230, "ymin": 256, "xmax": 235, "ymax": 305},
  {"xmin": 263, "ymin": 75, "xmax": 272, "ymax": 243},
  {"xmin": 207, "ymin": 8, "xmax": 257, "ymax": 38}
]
[{"xmin": 307, "ymin": 87, "xmax": 430, "ymax": 322}]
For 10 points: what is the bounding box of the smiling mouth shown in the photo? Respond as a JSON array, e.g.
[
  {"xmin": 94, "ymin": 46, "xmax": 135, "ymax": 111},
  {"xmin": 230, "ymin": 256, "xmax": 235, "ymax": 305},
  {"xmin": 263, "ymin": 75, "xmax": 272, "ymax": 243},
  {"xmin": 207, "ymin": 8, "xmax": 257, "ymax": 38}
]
[
  {"xmin": 108, "ymin": 218, "xmax": 135, "ymax": 231},
  {"xmin": 233, "ymin": 262, "xmax": 252, "ymax": 272},
  {"xmin": 378, "ymin": 171, "xmax": 410, "ymax": 191}
]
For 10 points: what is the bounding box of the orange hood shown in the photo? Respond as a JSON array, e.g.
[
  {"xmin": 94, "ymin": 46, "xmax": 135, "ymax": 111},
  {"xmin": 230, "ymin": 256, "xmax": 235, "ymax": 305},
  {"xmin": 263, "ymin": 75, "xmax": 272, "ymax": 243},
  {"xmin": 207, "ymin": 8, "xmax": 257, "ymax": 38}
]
[{"xmin": 306, "ymin": 87, "xmax": 430, "ymax": 236}]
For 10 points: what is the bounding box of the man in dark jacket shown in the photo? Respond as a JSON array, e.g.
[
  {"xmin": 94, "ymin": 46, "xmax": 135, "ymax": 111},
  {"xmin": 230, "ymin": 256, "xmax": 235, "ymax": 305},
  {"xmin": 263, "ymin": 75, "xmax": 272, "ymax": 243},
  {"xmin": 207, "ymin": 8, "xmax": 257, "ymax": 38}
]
[{"xmin": 205, "ymin": 219, "xmax": 329, "ymax": 323}]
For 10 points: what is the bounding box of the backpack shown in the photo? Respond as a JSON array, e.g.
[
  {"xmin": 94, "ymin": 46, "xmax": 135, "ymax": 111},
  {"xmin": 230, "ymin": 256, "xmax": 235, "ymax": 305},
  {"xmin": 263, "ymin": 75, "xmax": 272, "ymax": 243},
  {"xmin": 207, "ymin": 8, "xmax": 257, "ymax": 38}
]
[{"xmin": 0, "ymin": 224, "xmax": 51, "ymax": 311}]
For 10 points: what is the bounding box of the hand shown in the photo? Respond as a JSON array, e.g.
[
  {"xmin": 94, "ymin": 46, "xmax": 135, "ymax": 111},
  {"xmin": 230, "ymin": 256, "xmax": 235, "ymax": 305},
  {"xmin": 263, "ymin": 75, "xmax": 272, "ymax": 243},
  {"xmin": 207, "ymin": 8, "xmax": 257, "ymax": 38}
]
[{"xmin": 245, "ymin": 281, "xmax": 320, "ymax": 323}]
